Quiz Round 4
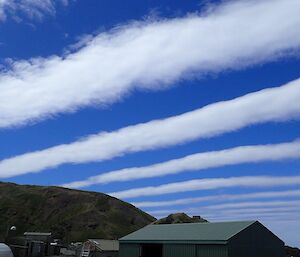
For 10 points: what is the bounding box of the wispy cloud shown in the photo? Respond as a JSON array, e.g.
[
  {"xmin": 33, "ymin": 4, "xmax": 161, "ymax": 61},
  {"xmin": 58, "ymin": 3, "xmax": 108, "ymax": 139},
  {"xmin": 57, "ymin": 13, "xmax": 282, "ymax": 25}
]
[
  {"xmin": 204, "ymin": 200, "xmax": 300, "ymax": 211},
  {"xmin": 62, "ymin": 139, "xmax": 300, "ymax": 188},
  {"xmin": 149, "ymin": 201, "xmax": 300, "ymax": 217},
  {"xmin": 0, "ymin": 0, "xmax": 70, "ymax": 21},
  {"xmin": 110, "ymin": 175, "xmax": 300, "ymax": 198},
  {"xmin": 1, "ymin": 0, "xmax": 300, "ymax": 127},
  {"xmin": 132, "ymin": 189, "xmax": 300, "ymax": 208},
  {"xmin": 1, "ymin": 79, "xmax": 300, "ymax": 178}
]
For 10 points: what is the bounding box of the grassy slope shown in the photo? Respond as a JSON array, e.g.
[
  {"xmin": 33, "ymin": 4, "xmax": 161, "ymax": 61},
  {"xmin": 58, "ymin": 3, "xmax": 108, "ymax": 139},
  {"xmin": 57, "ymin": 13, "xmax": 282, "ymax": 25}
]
[
  {"xmin": 285, "ymin": 246, "xmax": 300, "ymax": 257},
  {"xmin": 154, "ymin": 213, "xmax": 208, "ymax": 224},
  {"xmin": 0, "ymin": 182, "xmax": 155, "ymax": 242}
]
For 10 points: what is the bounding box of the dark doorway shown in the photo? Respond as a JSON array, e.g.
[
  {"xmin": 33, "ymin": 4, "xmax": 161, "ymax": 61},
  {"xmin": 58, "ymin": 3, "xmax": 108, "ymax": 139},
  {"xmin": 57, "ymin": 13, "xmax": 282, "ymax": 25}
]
[{"xmin": 141, "ymin": 244, "xmax": 163, "ymax": 257}]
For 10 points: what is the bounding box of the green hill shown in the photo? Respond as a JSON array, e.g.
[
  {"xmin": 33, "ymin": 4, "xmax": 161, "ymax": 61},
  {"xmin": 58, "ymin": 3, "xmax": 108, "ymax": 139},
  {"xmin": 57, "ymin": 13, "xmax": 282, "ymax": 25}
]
[
  {"xmin": 0, "ymin": 182, "xmax": 155, "ymax": 242},
  {"xmin": 154, "ymin": 213, "xmax": 208, "ymax": 224}
]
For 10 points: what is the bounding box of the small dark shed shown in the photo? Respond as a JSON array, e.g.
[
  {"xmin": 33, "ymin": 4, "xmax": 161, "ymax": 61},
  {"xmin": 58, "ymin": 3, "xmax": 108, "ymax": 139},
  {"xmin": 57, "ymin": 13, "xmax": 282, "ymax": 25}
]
[
  {"xmin": 119, "ymin": 221, "xmax": 285, "ymax": 257},
  {"xmin": 24, "ymin": 232, "xmax": 55, "ymax": 257}
]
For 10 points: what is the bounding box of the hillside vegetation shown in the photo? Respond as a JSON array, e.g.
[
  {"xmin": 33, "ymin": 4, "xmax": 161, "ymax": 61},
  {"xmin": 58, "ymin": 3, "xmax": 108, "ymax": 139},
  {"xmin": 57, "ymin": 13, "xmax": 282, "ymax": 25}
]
[
  {"xmin": 154, "ymin": 213, "xmax": 208, "ymax": 224},
  {"xmin": 0, "ymin": 182, "xmax": 155, "ymax": 242},
  {"xmin": 285, "ymin": 246, "xmax": 300, "ymax": 257}
]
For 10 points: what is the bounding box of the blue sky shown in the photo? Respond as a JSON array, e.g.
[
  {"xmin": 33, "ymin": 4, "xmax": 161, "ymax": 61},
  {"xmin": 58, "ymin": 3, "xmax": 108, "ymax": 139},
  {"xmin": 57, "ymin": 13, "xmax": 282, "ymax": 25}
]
[{"xmin": 0, "ymin": 0, "xmax": 300, "ymax": 247}]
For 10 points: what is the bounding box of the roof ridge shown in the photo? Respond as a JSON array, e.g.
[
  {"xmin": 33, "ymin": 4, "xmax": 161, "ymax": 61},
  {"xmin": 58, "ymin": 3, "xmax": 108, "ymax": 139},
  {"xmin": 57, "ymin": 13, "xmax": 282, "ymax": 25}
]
[
  {"xmin": 225, "ymin": 221, "xmax": 257, "ymax": 240},
  {"xmin": 150, "ymin": 220, "xmax": 256, "ymax": 226}
]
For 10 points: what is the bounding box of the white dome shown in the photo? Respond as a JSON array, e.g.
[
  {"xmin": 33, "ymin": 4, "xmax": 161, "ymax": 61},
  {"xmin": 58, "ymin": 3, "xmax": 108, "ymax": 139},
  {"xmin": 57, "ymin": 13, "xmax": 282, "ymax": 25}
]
[{"xmin": 0, "ymin": 243, "xmax": 14, "ymax": 257}]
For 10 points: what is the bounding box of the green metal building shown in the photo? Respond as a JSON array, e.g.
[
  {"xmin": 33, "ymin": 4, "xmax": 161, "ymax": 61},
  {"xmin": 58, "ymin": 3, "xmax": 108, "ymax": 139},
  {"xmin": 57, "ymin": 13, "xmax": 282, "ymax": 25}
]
[{"xmin": 119, "ymin": 221, "xmax": 285, "ymax": 257}]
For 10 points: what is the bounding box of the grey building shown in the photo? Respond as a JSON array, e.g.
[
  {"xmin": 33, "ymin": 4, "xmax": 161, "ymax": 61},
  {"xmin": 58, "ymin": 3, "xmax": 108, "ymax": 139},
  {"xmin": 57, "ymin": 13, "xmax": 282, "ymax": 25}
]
[
  {"xmin": 81, "ymin": 239, "xmax": 119, "ymax": 257},
  {"xmin": 119, "ymin": 221, "xmax": 285, "ymax": 257}
]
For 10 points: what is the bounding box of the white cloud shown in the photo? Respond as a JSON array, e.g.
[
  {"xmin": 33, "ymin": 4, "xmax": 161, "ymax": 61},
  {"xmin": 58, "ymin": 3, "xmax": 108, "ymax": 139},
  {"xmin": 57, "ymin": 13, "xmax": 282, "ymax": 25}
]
[
  {"xmin": 1, "ymin": 0, "xmax": 300, "ymax": 127},
  {"xmin": 62, "ymin": 139, "xmax": 300, "ymax": 188},
  {"xmin": 1, "ymin": 79, "xmax": 300, "ymax": 178},
  {"xmin": 110, "ymin": 175, "xmax": 300, "ymax": 198},
  {"xmin": 149, "ymin": 203, "xmax": 300, "ymax": 217},
  {"xmin": 203, "ymin": 208, "xmax": 300, "ymax": 220},
  {"xmin": 204, "ymin": 200, "xmax": 300, "ymax": 211},
  {"xmin": 132, "ymin": 189, "xmax": 300, "ymax": 208},
  {"xmin": 0, "ymin": 0, "xmax": 69, "ymax": 21}
]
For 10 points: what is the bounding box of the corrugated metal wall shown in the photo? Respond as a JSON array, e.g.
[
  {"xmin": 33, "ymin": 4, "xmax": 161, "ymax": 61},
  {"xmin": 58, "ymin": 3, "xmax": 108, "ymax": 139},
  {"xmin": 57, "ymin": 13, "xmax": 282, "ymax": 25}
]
[
  {"xmin": 119, "ymin": 243, "xmax": 140, "ymax": 257},
  {"xmin": 119, "ymin": 243, "xmax": 229, "ymax": 257},
  {"xmin": 164, "ymin": 244, "xmax": 196, "ymax": 257},
  {"xmin": 197, "ymin": 245, "xmax": 228, "ymax": 257},
  {"xmin": 163, "ymin": 244, "xmax": 228, "ymax": 257}
]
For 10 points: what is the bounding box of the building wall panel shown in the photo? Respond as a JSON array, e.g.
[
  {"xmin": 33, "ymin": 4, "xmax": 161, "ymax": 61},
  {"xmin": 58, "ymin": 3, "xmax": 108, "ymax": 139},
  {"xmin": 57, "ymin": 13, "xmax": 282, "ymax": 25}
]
[
  {"xmin": 196, "ymin": 245, "xmax": 228, "ymax": 257},
  {"xmin": 119, "ymin": 243, "xmax": 140, "ymax": 257},
  {"xmin": 164, "ymin": 244, "xmax": 196, "ymax": 257}
]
